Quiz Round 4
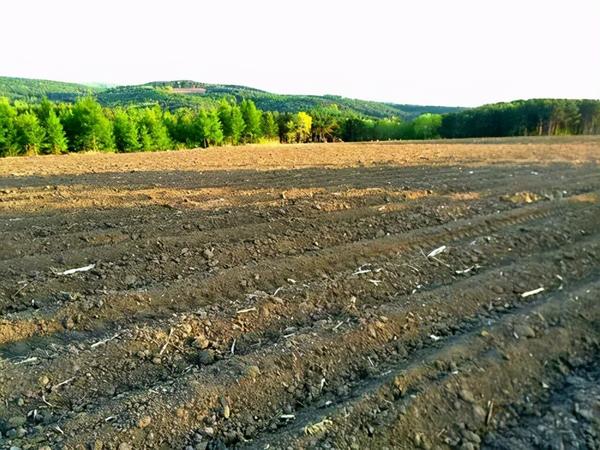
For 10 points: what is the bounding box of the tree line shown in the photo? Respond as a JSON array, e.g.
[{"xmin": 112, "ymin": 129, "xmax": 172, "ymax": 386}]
[
  {"xmin": 440, "ymin": 99, "xmax": 600, "ymax": 138},
  {"xmin": 1, "ymin": 97, "xmax": 599, "ymax": 156},
  {"xmin": 0, "ymin": 96, "xmax": 444, "ymax": 156}
]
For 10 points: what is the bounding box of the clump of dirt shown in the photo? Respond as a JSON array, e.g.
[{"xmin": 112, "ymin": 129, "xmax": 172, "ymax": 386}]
[{"xmin": 500, "ymin": 191, "xmax": 543, "ymax": 203}]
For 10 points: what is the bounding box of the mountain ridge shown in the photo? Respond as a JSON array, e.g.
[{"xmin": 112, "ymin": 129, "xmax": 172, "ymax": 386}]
[{"xmin": 0, "ymin": 75, "xmax": 462, "ymax": 119}]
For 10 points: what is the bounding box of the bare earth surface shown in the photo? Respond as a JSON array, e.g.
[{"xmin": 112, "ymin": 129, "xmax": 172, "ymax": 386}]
[{"xmin": 0, "ymin": 137, "xmax": 599, "ymax": 450}]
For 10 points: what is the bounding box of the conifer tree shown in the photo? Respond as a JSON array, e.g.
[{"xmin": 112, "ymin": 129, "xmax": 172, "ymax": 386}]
[
  {"xmin": 14, "ymin": 111, "xmax": 45, "ymax": 155},
  {"xmin": 63, "ymin": 97, "xmax": 114, "ymax": 151},
  {"xmin": 44, "ymin": 109, "xmax": 68, "ymax": 154},
  {"xmin": 0, "ymin": 97, "xmax": 17, "ymax": 156}
]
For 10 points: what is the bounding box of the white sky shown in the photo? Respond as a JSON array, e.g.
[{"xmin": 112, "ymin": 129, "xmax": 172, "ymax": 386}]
[{"xmin": 2, "ymin": 0, "xmax": 599, "ymax": 106}]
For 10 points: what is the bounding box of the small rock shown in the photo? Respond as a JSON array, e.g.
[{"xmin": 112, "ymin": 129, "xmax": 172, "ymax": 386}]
[
  {"xmin": 491, "ymin": 285, "xmax": 504, "ymax": 294},
  {"xmin": 575, "ymin": 407, "xmax": 594, "ymax": 421},
  {"xmin": 8, "ymin": 416, "xmax": 27, "ymax": 428},
  {"xmin": 203, "ymin": 249, "xmax": 214, "ymax": 260},
  {"xmin": 193, "ymin": 335, "xmax": 210, "ymax": 349},
  {"xmin": 459, "ymin": 389, "xmax": 475, "ymax": 403},
  {"xmin": 63, "ymin": 316, "xmax": 75, "ymax": 330},
  {"xmin": 138, "ymin": 415, "xmax": 152, "ymax": 428},
  {"xmin": 473, "ymin": 405, "xmax": 486, "ymax": 422},
  {"xmin": 197, "ymin": 350, "xmax": 215, "ymax": 365},
  {"xmin": 118, "ymin": 444, "xmax": 132, "ymax": 450},
  {"xmin": 246, "ymin": 365, "xmax": 261, "ymax": 379},
  {"xmin": 462, "ymin": 430, "xmax": 481, "ymax": 444},
  {"xmin": 514, "ymin": 324, "xmax": 536, "ymax": 339},
  {"xmin": 124, "ymin": 274, "xmax": 137, "ymax": 287}
]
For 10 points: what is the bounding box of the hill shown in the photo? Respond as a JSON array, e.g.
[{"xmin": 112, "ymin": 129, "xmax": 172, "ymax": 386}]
[
  {"xmin": 0, "ymin": 76, "xmax": 462, "ymax": 119},
  {"xmin": 0, "ymin": 76, "xmax": 101, "ymax": 102}
]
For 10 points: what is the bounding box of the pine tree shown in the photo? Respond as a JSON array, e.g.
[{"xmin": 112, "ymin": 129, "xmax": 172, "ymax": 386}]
[
  {"xmin": 136, "ymin": 107, "xmax": 171, "ymax": 150},
  {"xmin": 14, "ymin": 112, "xmax": 45, "ymax": 155},
  {"xmin": 190, "ymin": 110, "xmax": 207, "ymax": 147},
  {"xmin": 0, "ymin": 97, "xmax": 17, "ymax": 156},
  {"xmin": 217, "ymin": 100, "xmax": 233, "ymax": 143},
  {"xmin": 113, "ymin": 109, "xmax": 139, "ymax": 152},
  {"xmin": 168, "ymin": 109, "xmax": 194, "ymax": 145},
  {"xmin": 44, "ymin": 110, "xmax": 68, "ymax": 154},
  {"xmin": 205, "ymin": 109, "xmax": 224, "ymax": 146},
  {"xmin": 63, "ymin": 97, "xmax": 114, "ymax": 151}
]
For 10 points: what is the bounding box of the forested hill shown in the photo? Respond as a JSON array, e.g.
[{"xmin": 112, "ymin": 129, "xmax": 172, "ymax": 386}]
[
  {"xmin": 0, "ymin": 76, "xmax": 461, "ymax": 120},
  {"xmin": 0, "ymin": 77, "xmax": 102, "ymax": 102}
]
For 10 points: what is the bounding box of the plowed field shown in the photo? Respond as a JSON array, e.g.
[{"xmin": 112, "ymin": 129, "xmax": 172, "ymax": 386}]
[{"xmin": 1, "ymin": 138, "xmax": 599, "ymax": 450}]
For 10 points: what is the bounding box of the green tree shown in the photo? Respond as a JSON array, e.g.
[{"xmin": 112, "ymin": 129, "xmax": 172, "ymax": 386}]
[
  {"xmin": 240, "ymin": 99, "xmax": 262, "ymax": 143},
  {"xmin": 138, "ymin": 125, "xmax": 153, "ymax": 150},
  {"xmin": 136, "ymin": 107, "xmax": 171, "ymax": 150},
  {"xmin": 14, "ymin": 111, "xmax": 45, "ymax": 155},
  {"xmin": 412, "ymin": 113, "xmax": 442, "ymax": 139},
  {"xmin": 261, "ymin": 111, "xmax": 279, "ymax": 140},
  {"xmin": 230, "ymin": 105, "xmax": 245, "ymax": 144},
  {"xmin": 113, "ymin": 109, "xmax": 140, "ymax": 152},
  {"xmin": 218, "ymin": 100, "xmax": 245, "ymax": 144},
  {"xmin": 311, "ymin": 106, "xmax": 340, "ymax": 142},
  {"xmin": 549, "ymin": 101, "xmax": 580, "ymax": 135},
  {"xmin": 168, "ymin": 109, "xmax": 195, "ymax": 145},
  {"xmin": 342, "ymin": 116, "xmax": 374, "ymax": 141},
  {"xmin": 276, "ymin": 113, "xmax": 293, "ymax": 143},
  {"xmin": 0, "ymin": 97, "xmax": 17, "ymax": 156},
  {"xmin": 372, "ymin": 118, "xmax": 405, "ymax": 140},
  {"xmin": 191, "ymin": 109, "xmax": 223, "ymax": 147},
  {"xmin": 37, "ymin": 98, "xmax": 54, "ymax": 122},
  {"xmin": 63, "ymin": 97, "xmax": 114, "ymax": 151},
  {"xmin": 44, "ymin": 110, "xmax": 68, "ymax": 154},
  {"xmin": 204, "ymin": 109, "xmax": 224, "ymax": 146},
  {"xmin": 578, "ymin": 100, "xmax": 600, "ymax": 134}
]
